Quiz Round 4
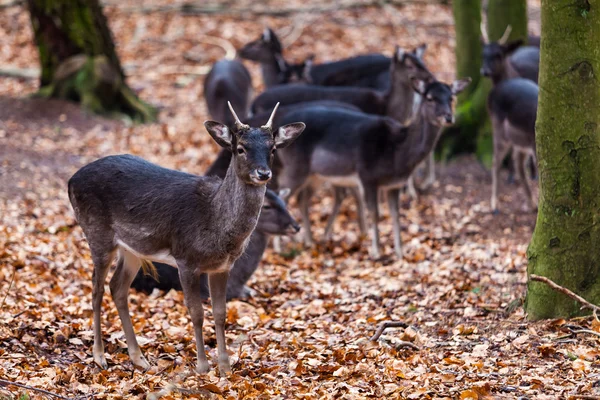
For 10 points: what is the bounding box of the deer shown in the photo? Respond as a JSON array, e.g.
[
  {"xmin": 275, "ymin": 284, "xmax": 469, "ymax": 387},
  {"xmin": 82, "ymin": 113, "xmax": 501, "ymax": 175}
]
[
  {"xmin": 239, "ymin": 27, "xmax": 392, "ymax": 90},
  {"xmin": 131, "ymin": 187, "xmax": 298, "ymax": 299},
  {"xmin": 68, "ymin": 103, "xmax": 305, "ymax": 376},
  {"xmin": 203, "ymin": 59, "xmax": 253, "ymax": 127},
  {"xmin": 481, "ymin": 25, "xmax": 539, "ymax": 212},
  {"xmin": 238, "ymin": 27, "xmax": 312, "ymax": 88},
  {"xmin": 251, "ymin": 45, "xmax": 439, "ymax": 241},
  {"xmin": 273, "ymin": 77, "xmax": 471, "ymax": 258},
  {"xmin": 481, "ymin": 25, "xmax": 540, "ymax": 84},
  {"xmin": 487, "ymin": 78, "xmax": 538, "ymax": 212}
]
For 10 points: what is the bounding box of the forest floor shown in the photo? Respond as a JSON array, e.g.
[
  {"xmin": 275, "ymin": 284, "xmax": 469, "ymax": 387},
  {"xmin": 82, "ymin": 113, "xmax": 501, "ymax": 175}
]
[{"xmin": 2, "ymin": 0, "xmax": 600, "ymax": 399}]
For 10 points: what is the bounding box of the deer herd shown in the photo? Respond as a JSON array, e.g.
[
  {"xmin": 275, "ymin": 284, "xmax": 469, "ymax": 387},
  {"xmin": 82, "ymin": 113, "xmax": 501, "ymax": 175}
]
[{"xmin": 68, "ymin": 25, "xmax": 541, "ymax": 376}]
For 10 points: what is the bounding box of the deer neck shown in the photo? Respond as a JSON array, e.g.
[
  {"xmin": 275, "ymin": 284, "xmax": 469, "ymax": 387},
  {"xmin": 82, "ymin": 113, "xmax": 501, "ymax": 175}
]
[
  {"xmin": 384, "ymin": 72, "xmax": 416, "ymax": 125},
  {"xmin": 261, "ymin": 54, "xmax": 287, "ymax": 87},
  {"xmin": 404, "ymin": 110, "xmax": 443, "ymax": 170},
  {"xmin": 493, "ymin": 59, "xmax": 515, "ymax": 85},
  {"xmin": 213, "ymin": 161, "xmax": 266, "ymax": 240}
]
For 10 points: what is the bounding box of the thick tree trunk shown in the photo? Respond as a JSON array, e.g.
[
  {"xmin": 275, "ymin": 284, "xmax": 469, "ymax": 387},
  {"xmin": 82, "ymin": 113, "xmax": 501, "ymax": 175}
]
[
  {"xmin": 526, "ymin": 0, "xmax": 600, "ymax": 319},
  {"xmin": 27, "ymin": 0, "xmax": 157, "ymax": 122},
  {"xmin": 443, "ymin": 0, "xmax": 527, "ymax": 162}
]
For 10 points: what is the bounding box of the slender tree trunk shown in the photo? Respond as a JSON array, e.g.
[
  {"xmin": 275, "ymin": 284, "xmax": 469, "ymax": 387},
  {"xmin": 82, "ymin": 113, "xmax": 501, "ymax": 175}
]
[
  {"xmin": 526, "ymin": 0, "xmax": 600, "ymax": 319},
  {"xmin": 443, "ymin": 0, "xmax": 527, "ymax": 163},
  {"xmin": 27, "ymin": 0, "xmax": 157, "ymax": 122}
]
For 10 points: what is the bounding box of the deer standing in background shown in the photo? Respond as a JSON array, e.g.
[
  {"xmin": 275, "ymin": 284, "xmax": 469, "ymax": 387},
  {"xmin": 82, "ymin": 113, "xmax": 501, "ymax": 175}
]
[
  {"xmin": 68, "ymin": 103, "xmax": 305, "ymax": 376},
  {"xmin": 238, "ymin": 27, "xmax": 312, "ymax": 87},
  {"xmin": 481, "ymin": 25, "xmax": 539, "ymax": 212},
  {"xmin": 204, "ymin": 59, "xmax": 253, "ymax": 127},
  {"xmin": 274, "ymin": 78, "xmax": 470, "ymax": 258}
]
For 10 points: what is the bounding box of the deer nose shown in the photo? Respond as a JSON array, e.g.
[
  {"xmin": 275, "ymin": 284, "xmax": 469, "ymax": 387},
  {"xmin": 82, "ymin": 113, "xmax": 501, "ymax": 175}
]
[
  {"xmin": 445, "ymin": 114, "xmax": 454, "ymax": 124},
  {"xmin": 256, "ymin": 168, "xmax": 272, "ymax": 182}
]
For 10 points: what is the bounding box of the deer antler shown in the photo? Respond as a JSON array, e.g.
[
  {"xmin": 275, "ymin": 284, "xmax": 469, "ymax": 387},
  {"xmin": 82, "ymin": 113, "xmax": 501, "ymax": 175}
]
[
  {"xmin": 498, "ymin": 25, "xmax": 513, "ymax": 45},
  {"xmin": 262, "ymin": 102, "xmax": 280, "ymax": 131},
  {"xmin": 228, "ymin": 101, "xmax": 249, "ymax": 131},
  {"xmin": 480, "ymin": 21, "xmax": 489, "ymax": 44}
]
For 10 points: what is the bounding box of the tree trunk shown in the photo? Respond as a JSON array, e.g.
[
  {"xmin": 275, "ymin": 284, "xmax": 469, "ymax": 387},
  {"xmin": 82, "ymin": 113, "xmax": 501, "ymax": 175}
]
[
  {"xmin": 27, "ymin": 0, "xmax": 157, "ymax": 122},
  {"xmin": 442, "ymin": 0, "xmax": 527, "ymax": 163},
  {"xmin": 525, "ymin": 0, "xmax": 600, "ymax": 320}
]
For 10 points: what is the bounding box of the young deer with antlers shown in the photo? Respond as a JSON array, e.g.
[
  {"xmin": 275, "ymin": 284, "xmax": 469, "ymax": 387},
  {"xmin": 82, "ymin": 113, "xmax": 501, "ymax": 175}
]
[
  {"xmin": 68, "ymin": 104, "xmax": 304, "ymax": 375},
  {"xmin": 481, "ymin": 25, "xmax": 539, "ymax": 212}
]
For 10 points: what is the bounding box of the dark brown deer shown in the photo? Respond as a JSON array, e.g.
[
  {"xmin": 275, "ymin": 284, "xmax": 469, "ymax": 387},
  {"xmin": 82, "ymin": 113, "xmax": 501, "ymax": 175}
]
[
  {"xmin": 68, "ymin": 103, "xmax": 304, "ymax": 376},
  {"xmin": 274, "ymin": 78, "xmax": 470, "ymax": 258}
]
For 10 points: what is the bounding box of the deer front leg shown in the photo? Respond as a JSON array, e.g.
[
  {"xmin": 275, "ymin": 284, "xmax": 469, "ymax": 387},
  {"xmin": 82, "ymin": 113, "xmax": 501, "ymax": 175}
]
[
  {"xmin": 179, "ymin": 267, "xmax": 210, "ymax": 374},
  {"xmin": 387, "ymin": 188, "xmax": 403, "ymax": 258},
  {"xmin": 421, "ymin": 153, "xmax": 436, "ymax": 190},
  {"xmin": 363, "ymin": 184, "xmax": 381, "ymax": 259},
  {"xmin": 209, "ymin": 271, "xmax": 231, "ymax": 377},
  {"xmin": 406, "ymin": 175, "xmax": 418, "ymax": 200}
]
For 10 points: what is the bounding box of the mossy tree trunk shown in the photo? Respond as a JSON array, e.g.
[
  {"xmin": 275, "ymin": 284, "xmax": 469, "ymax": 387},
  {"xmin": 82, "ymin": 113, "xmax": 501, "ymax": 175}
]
[
  {"xmin": 526, "ymin": 0, "xmax": 600, "ymax": 319},
  {"xmin": 443, "ymin": 0, "xmax": 527, "ymax": 164},
  {"xmin": 27, "ymin": 0, "xmax": 157, "ymax": 122}
]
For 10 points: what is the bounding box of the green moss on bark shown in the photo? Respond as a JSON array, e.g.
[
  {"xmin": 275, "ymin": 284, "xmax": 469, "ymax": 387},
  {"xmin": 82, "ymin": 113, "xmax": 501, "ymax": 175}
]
[
  {"xmin": 526, "ymin": 0, "xmax": 600, "ymax": 319},
  {"xmin": 26, "ymin": 0, "xmax": 156, "ymax": 122}
]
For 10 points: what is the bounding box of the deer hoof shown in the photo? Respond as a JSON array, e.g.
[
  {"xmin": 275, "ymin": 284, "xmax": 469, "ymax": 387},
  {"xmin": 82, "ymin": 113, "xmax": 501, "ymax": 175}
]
[
  {"xmin": 94, "ymin": 353, "xmax": 108, "ymax": 370},
  {"xmin": 196, "ymin": 360, "xmax": 210, "ymax": 374},
  {"xmin": 132, "ymin": 354, "xmax": 151, "ymax": 370}
]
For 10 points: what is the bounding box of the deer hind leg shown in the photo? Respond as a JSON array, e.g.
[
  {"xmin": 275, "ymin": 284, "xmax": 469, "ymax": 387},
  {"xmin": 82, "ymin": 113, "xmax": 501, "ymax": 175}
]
[
  {"xmin": 491, "ymin": 118, "xmax": 511, "ymax": 213},
  {"xmin": 323, "ymin": 186, "xmax": 346, "ymax": 241},
  {"xmin": 209, "ymin": 271, "xmax": 231, "ymax": 377},
  {"xmin": 179, "ymin": 267, "xmax": 210, "ymax": 374},
  {"xmin": 515, "ymin": 149, "xmax": 537, "ymax": 211},
  {"xmin": 109, "ymin": 248, "xmax": 149, "ymax": 370},
  {"xmin": 89, "ymin": 243, "xmax": 117, "ymax": 369},
  {"xmin": 387, "ymin": 188, "xmax": 403, "ymax": 258},
  {"xmin": 363, "ymin": 184, "xmax": 381, "ymax": 259},
  {"xmin": 297, "ymin": 187, "xmax": 315, "ymax": 247}
]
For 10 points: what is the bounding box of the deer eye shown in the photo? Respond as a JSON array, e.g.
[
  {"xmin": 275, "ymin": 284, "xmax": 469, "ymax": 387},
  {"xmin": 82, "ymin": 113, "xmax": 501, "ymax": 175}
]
[
  {"xmin": 263, "ymin": 204, "xmax": 273, "ymax": 210},
  {"xmin": 271, "ymin": 147, "xmax": 276, "ymax": 154},
  {"xmin": 237, "ymin": 147, "xmax": 245, "ymax": 155}
]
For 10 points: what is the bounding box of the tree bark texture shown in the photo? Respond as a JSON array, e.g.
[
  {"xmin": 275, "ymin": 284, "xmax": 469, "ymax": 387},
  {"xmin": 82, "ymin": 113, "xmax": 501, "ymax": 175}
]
[
  {"xmin": 526, "ymin": 0, "xmax": 600, "ymax": 319},
  {"xmin": 27, "ymin": 0, "xmax": 156, "ymax": 122}
]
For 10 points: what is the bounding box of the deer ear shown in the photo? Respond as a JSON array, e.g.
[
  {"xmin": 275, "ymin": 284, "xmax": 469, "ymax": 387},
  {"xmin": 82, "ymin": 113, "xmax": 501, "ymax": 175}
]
[
  {"xmin": 395, "ymin": 46, "xmax": 406, "ymax": 62},
  {"xmin": 204, "ymin": 121, "xmax": 232, "ymax": 150},
  {"xmin": 414, "ymin": 44, "xmax": 426, "ymax": 59},
  {"xmin": 278, "ymin": 188, "xmax": 291, "ymax": 200},
  {"xmin": 262, "ymin": 27, "xmax": 272, "ymax": 42},
  {"xmin": 451, "ymin": 77, "xmax": 472, "ymax": 95},
  {"xmin": 410, "ymin": 78, "xmax": 425, "ymax": 95},
  {"xmin": 275, "ymin": 122, "xmax": 305, "ymax": 148}
]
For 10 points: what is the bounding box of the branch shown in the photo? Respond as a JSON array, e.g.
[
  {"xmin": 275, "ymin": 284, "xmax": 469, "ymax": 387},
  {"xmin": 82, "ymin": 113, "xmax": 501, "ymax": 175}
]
[
  {"xmin": 0, "ymin": 379, "xmax": 72, "ymax": 400},
  {"xmin": 529, "ymin": 274, "xmax": 600, "ymax": 313},
  {"xmin": 370, "ymin": 321, "xmax": 409, "ymax": 341},
  {"xmin": 102, "ymin": 0, "xmax": 446, "ymax": 16}
]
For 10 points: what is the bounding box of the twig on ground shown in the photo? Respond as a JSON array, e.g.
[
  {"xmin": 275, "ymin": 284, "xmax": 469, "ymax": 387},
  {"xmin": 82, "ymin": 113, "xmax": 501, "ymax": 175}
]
[
  {"xmin": 0, "ymin": 266, "xmax": 16, "ymax": 311},
  {"xmin": 0, "ymin": 379, "xmax": 71, "ymax": 400},
  {"xmin": 569, "ymin": 329, "xmax": 600, "ymax": 338},
  {"xmin": 529, "ymin": 274, "xmax": 600, "ymax": 313},
  {"xmin": 370, "ymin": 321, "xmax": 409, "ymax": 341},
  {"xmin": 394, "ymin": 340, "xmax": 420, "ymax": 351},
  {"xmin": 0, "ymin": 66, "xmax": 39, "ymax": 79}
]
